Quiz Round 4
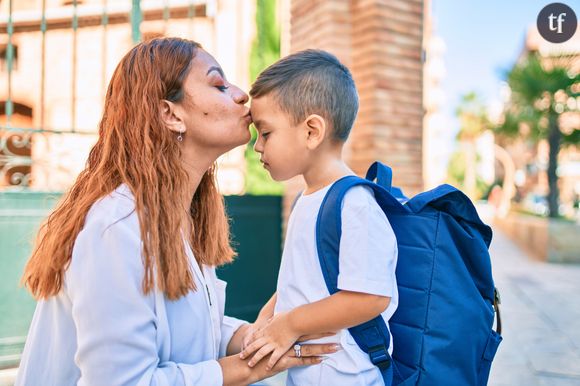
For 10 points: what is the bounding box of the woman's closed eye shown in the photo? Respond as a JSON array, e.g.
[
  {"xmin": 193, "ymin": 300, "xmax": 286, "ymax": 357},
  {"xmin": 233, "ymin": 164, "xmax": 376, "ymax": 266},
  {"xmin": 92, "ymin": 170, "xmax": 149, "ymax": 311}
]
[{"xmin": 216, "ymin": 85, "xmax": 229, "ymax": 92}]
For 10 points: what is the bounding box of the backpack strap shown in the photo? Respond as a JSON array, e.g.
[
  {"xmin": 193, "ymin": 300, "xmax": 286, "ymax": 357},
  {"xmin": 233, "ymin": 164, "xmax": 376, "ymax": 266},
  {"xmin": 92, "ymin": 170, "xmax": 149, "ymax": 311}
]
[
  {"xmin": 365, "ymin": 162, "xmax": 393, "ymax": 190},
  {"xmin": 365, "ymin": 161, "xmax": 408, "ymax": 202},
  {"xmin": 315, "ymin": 175, "xmax": 404, "ymax": 379}
]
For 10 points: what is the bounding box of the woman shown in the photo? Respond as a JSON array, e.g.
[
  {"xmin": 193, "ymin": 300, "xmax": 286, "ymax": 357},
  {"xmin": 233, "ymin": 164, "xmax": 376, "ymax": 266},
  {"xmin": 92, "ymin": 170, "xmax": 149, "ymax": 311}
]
[{"xmin": 15, "ymin": 38, "xmax": 337, "ymax": 386}]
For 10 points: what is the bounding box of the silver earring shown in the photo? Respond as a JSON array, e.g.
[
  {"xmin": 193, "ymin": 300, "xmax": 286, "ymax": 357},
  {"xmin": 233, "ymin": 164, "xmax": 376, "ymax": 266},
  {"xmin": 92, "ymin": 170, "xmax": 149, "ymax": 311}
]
[{"xmin": 177, "ymin": 128, "xmax": 184, "ymax": 142}]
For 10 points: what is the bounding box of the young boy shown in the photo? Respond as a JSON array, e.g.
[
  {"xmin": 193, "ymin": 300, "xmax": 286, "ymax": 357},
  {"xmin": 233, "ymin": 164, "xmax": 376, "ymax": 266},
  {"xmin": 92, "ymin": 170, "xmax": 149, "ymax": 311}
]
[{"xmin": 240, "ymin": 49, "xmax": 398, "ymax": 386}]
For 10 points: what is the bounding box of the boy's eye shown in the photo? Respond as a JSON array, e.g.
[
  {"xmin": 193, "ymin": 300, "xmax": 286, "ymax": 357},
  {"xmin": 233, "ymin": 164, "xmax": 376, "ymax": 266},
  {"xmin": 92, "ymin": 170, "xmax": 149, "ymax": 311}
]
[
  {"xmin": 261, "ymin": 132, "xmax": 270, "ymax": 139},
  {"xmin": 216, "ymin": 85, "xmax": 229, "ymax": 92}
]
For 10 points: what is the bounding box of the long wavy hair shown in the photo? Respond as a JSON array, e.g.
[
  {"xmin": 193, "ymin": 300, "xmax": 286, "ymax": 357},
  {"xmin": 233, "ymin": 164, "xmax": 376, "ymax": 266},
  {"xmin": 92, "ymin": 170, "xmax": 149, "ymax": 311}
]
[{"xmin": 22, "ymin": 38, "xmax": 236, "ymax": 300}]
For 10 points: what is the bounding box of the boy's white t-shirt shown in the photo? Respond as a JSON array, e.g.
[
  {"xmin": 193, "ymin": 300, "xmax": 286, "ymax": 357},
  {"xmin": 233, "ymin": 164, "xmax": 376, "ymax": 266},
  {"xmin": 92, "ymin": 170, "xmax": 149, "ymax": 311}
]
[{"xmin": 274, "ymin": 184, "xmax": 398, "ymax": 386}]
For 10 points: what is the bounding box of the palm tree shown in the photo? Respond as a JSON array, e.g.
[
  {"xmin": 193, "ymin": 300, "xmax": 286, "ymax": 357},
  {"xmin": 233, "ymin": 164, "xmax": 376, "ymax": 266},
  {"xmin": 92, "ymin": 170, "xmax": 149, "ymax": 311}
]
[
  {"xmin": 455, "ymin": 92, "xmax": 490, "ymax": 199},
  {"xmin": 496, "ymin": 53, "xmax": 579, "ymax": 218}
]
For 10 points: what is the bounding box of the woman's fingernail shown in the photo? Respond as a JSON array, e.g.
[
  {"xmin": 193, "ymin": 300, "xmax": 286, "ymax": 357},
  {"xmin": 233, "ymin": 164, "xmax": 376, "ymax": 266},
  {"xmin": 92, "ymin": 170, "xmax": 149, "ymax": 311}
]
[{"xmin": 331, "ymin": 344, "xmax": 342, "ymax": 352}]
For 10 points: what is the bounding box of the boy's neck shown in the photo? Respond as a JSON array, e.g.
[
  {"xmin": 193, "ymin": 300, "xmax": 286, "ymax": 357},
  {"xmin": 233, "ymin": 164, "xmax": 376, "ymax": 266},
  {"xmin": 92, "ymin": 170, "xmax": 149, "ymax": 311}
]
[{"xmin": 302, "ymin": 150, "xmax": 354, "ymax": 195}]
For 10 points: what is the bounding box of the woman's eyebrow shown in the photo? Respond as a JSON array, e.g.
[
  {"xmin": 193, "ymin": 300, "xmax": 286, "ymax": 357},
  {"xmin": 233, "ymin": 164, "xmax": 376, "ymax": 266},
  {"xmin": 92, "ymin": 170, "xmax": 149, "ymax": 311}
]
[{"xmin": 206, "ymin": 66, "xmax": 225, "ymax": 77}]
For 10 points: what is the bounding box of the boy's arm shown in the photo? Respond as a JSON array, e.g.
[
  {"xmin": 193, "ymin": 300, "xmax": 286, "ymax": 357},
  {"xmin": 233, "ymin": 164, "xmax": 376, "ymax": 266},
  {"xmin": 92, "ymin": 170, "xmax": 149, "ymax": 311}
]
[
  {"xmin": 241, "ymin": 290, "xmax": 389, "ymax": 369},
  {"xmin": 288, "ymin": 290, "xmax": 389, "ymax": 336}
]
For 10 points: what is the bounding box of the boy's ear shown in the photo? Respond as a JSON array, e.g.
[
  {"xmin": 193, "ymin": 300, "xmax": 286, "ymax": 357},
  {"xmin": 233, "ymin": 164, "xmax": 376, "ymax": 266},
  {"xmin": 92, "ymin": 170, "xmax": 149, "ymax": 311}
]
[
  {"xmin": 304, "ymin": 114, "xmax": 327, "ymax": 150},
  {"xmin": 160, "ymin": 99, "xmax": 186, "ymax": 134}
]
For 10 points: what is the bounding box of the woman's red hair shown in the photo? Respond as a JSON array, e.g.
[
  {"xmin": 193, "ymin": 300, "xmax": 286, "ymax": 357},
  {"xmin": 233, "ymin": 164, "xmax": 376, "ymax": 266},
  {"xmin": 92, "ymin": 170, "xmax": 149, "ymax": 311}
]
[{"xmin": 22, "ymin": 38, "xmax": 235, "ymax": 300}]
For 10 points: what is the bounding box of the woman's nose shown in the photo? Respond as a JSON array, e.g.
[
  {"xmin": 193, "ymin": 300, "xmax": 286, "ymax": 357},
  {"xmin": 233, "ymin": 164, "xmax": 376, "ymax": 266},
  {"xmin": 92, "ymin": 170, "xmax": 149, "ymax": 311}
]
[{"xmin": 232, "ymin": 86, "xmax": 249, "ymax": 105}]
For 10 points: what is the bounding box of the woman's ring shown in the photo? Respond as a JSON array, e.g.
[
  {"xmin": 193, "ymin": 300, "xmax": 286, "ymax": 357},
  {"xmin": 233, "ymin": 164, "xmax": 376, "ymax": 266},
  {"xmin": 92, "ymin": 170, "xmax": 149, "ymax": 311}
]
[{"xmin": 293, "ymin": 344, "xmax": 302, "ymax": 358}]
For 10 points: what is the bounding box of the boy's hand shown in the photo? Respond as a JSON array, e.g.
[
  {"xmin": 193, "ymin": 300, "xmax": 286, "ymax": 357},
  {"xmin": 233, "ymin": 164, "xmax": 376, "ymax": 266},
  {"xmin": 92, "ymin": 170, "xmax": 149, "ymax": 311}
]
[
  {"xmin": 242, "ymin": 317, "xmax": 270, "ymax": 351},
  {"xmin": 239, "ymin": 312, "xmax": 301, "ymax": 370},
  {"xmin": 243, "ymin": 292, "xmax": 277, "ymax": 351}
]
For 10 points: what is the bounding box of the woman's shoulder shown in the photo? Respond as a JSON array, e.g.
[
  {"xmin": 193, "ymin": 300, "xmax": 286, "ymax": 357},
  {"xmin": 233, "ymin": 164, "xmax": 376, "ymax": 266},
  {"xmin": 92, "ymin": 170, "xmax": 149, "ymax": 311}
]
[
  {"xmin": 71, "ymin": 184, "xmax": 142, "ymax": 263},
  {"xmin": 67, "ymin": 184, "xmax": 145, "ymax": 291},
  {"xmin": 84, "ymin": 184, "xmax": 139, "ymax": 234}
]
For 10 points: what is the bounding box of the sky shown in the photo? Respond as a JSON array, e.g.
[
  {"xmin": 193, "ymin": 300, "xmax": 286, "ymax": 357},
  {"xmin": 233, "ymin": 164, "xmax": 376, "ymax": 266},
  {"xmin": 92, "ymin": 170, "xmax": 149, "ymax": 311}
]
[{"xmin": 432, "ymin": 0, "xmax": 580, "ymax": 133}]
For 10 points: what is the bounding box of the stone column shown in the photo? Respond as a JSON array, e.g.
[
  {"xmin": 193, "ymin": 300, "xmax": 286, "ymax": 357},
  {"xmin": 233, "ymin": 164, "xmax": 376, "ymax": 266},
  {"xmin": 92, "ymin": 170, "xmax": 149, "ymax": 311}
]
[
  {"xmin": 284, "ymin": 0, "xmax": 425, "ymax": 218},
  {"xmin": 283, "ymin": 0, "xmax": 353, "ymax": 222}
]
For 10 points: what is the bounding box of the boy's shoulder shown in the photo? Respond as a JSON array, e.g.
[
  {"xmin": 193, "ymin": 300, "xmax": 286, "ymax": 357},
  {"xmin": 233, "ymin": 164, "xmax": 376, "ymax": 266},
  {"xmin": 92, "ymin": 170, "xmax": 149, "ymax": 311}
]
[
  {"xmin": 295, "ymin": 180, "xmax": 384, "ymax": 218},
  {"xmin": 336, "ymin": 183, "xmax": 394, "ymax": 229},
  {"xmin": 341, "ymin": 184, "xmax": 378, "ymax": 210}
]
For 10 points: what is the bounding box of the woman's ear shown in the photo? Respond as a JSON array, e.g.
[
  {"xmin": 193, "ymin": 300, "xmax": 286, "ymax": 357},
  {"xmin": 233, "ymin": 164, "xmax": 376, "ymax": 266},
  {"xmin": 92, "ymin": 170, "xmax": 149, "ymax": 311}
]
[
  {"xmin": 304, "ymin": 114, "xmax": 327, "ymax": 150},
  {"xmin": 160, "ymin": 100, "xmax": 186, "ymax": 134}
]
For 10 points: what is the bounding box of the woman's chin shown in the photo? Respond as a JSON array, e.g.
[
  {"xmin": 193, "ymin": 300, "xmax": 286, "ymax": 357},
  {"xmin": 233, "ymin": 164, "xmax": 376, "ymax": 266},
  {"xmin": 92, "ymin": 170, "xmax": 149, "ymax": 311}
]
[
  {"xmin": 214, "ymin": 126, "xmax": 252, "ymax": 154},
  {"xmin": 237, "ymin": 127, "xmax": 252, "ymax": 145},
  {"xmin": 243, "ymin": 129, "xmax": 252, "ymax": 143},
  {"xmin": 223, "ymin": 134, "xmax": 251, "ymax": 153}
]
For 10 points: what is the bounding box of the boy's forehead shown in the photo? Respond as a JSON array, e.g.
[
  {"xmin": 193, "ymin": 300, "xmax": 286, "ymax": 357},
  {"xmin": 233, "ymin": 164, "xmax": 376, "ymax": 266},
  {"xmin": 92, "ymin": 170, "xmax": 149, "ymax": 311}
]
[
  {"xmin": 250, "ymin": 94, "xmax": 285, "ymax": 122},
  {"xmin": 250, "ymin": 94, "xmax": 273, "ymax": 110}
]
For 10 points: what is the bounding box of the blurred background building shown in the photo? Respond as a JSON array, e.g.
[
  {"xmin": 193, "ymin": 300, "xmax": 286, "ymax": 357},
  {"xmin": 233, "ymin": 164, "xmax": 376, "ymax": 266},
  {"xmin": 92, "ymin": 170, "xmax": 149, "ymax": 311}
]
[{"xmin": 0, "ymin": 0, "xmax": 254, "ymax": 194}]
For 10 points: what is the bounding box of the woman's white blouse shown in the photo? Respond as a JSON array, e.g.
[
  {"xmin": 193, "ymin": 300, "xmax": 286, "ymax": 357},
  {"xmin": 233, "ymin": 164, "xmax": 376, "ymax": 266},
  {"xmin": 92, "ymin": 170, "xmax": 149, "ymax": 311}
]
[{"xmin": 16, "ymin": 184, "xmax": 247, "ymax": 386}]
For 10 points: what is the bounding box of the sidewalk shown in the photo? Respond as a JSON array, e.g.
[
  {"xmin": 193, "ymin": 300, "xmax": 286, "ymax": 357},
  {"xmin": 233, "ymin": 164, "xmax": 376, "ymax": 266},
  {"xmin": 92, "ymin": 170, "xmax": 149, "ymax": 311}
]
[{"xmin": 488, "ymin": 229, "xmax": 580, "ymax": 385}]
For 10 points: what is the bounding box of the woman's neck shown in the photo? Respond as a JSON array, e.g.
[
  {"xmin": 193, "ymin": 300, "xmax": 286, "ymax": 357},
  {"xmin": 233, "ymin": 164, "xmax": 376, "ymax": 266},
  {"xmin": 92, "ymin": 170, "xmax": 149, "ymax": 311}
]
[{"xmin": 180, "ymin": 143, "xmax": 219, "ymax": 210}]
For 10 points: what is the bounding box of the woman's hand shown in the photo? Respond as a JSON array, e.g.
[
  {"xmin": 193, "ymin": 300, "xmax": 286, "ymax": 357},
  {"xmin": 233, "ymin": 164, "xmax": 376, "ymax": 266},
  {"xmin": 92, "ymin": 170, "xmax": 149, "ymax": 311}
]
[
  {"xmin": 247, "ymin": 342, "xmax": 340, "ymax": 384},
  {"xmin": 219, "ymin": 342, "xmax": 341, "ymax": 386},
  {"xmin": 259, "ymin": 341, "xmax": 340, "ymax": 371}
]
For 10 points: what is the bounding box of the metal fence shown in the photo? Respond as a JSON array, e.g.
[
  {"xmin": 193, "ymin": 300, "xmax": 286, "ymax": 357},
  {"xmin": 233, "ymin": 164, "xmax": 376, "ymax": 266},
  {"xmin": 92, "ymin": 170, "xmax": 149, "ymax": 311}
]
[{"xmin": 0, "ymin": 0, "xmax": 211, "ymax": 189}]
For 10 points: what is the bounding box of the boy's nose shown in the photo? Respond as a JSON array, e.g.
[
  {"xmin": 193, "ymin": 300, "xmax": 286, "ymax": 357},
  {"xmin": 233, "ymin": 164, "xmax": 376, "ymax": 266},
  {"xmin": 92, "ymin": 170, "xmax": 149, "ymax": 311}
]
[{"xmin": 253, "ymin": 137, "xmax": 263, "ymax": 153}]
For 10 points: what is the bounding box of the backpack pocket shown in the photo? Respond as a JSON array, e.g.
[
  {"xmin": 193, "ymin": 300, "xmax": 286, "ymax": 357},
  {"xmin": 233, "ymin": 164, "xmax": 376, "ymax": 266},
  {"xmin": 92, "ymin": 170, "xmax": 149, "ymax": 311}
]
[{"xmin": 478, "ymin": 330, "xmax": 502, "ymax": 385}]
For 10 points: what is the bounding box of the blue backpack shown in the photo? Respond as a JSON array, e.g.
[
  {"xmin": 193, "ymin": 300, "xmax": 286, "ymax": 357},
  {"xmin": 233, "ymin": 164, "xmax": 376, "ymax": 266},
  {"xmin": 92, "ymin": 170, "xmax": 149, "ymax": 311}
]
[{"xmin": 315, "ymin": 161, "xmax": 502, "ymax": 386}]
